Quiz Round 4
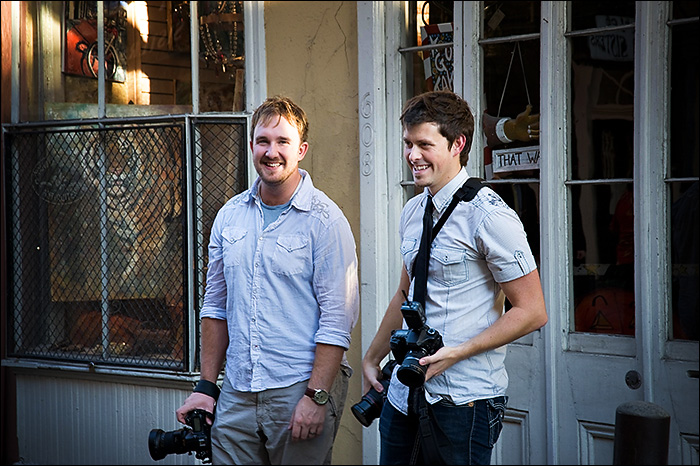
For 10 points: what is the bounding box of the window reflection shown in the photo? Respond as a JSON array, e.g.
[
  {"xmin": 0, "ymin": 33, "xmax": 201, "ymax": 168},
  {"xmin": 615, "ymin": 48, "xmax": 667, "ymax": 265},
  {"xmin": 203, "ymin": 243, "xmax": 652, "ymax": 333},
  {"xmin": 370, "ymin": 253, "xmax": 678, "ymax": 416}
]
[
  {"xmin": 570, "ymin": 1, "xmax": 635, "ymax": 336},
  {"xmin": 670, "ymin": 2, "xmax": 699, "ymax": 341}
]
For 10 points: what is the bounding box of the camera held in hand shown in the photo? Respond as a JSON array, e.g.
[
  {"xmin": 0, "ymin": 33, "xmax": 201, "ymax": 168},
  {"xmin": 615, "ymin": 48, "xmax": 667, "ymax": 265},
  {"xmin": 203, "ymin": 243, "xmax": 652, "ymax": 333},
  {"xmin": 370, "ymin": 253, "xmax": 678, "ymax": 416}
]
[
  {"xmin": 351, "ymin": 359, "xmax": 397, "ymax": 427},
  {"xmin": 148, "ymin": 409, "xmax": 213, "ymax": 463},
  {"xmin": 390, "ymin": 298, "xmax": 444, "ymax": 388}
]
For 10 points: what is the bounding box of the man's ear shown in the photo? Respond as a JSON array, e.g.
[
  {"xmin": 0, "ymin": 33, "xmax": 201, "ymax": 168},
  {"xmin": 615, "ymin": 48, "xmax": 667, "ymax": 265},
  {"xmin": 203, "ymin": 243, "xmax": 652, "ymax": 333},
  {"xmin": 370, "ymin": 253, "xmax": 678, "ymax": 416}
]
[
  {"xmin": 452, "ymin": 134, "xmax": 467, "ymax": 157},
  {"xmin": 298, "ymin": 141, "xmax": 309, "ymax": 161}
]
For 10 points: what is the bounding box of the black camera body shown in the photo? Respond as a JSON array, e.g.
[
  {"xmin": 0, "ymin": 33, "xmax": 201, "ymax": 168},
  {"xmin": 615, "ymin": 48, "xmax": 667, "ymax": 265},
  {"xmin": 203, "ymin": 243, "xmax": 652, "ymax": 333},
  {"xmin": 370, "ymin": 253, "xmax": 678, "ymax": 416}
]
[
  {"xmin": 390, "ymin": 299, "xmax": 443, "ymax": 388},
  {"xmin": 351, "ymin": 359, "xmax": 397, "ymax": 427},
  {"xmin": 148, "ymin": 409, "xmax": 213, "ymax": 463}
]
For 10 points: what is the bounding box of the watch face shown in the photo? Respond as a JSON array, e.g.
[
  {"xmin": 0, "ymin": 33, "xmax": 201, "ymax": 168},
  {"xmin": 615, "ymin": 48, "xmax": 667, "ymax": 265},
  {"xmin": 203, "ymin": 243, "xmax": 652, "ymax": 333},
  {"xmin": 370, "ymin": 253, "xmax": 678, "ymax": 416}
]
[{"xmin": 313, "ymin": 389, "xmax": 329, "ymax": 405}]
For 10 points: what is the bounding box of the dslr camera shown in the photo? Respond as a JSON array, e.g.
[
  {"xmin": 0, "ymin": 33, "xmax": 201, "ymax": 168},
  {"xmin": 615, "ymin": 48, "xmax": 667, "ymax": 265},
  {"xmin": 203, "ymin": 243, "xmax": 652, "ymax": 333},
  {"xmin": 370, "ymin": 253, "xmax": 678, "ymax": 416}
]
[
  {"xmin": 148, "ymin": 409, "xmax": 213, "ymax": 463},
  {"xmin": 351, "ymin": 359, "xmax": 397, "ymax": 427},
  {"xmin": 389, "ymin": 298, "xmax": 444, "ymax": 388}
]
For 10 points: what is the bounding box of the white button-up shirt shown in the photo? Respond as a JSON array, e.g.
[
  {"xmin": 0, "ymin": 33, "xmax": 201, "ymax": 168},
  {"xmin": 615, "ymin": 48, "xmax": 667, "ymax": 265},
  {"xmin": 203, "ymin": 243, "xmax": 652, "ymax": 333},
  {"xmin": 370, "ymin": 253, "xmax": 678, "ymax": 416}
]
[
  {"xmin": 388, "ymin": 167, "xmax": 537, "ymax": 413},
  {"xmin": 201, "ymin": 170, "xmax": 359, "ymax": 392}
]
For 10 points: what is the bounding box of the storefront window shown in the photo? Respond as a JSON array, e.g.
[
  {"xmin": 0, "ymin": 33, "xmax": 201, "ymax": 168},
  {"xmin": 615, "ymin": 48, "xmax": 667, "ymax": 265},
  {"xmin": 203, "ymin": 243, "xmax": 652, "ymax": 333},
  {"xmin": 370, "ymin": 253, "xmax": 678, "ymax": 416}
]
[
  {"xmin": 39, "ymin": 1, "xmax": 245, "ymax": 121},
  {"xmin": 569, "ymin": 1, "xmax": 636, "ymax": 336},
  {"xmin": 669, "ymin": 1, "xmax": 699, "ymax": 341}
]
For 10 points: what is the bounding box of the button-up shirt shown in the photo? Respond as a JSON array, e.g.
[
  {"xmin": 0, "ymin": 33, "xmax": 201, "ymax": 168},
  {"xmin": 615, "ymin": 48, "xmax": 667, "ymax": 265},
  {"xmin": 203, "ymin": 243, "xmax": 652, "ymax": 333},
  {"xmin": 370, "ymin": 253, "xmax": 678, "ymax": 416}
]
[
  {"xmin": 387, "ymin": 167, "xmax": 537, "ymax": 413},
  {"xmin": 201, "ymin": 169, "xmax": 359, "ymax": 392}
]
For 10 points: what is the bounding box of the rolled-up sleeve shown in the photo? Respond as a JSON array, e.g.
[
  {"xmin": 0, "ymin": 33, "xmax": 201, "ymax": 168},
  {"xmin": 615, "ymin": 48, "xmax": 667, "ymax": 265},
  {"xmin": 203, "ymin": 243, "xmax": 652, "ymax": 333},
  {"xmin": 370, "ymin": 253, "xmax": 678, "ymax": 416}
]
[
  {"xmin": 313, "ymin": 216, "xmax": 359, "ymax": 350},
  {"xmin": 477, "ymin": 208, "xmax": 537, "ymax": 283},
  {"xmin": 200, "ymin": 213, "xmax": 228, "ymax": 321}
]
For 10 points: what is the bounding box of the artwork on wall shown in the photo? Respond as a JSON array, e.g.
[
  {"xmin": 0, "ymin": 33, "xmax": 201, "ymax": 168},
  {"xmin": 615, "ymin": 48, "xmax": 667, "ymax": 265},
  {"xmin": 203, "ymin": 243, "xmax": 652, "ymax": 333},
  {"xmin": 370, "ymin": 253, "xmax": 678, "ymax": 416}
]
[{"xmin": 63, "ymin": 1, "xmax": 127, "ymax": 82}]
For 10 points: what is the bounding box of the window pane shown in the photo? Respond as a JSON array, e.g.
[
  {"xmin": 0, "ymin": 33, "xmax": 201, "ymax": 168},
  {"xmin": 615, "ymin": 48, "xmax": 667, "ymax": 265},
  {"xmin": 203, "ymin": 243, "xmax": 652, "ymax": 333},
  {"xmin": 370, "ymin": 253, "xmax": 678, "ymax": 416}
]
[
  {"xmin": 197, "ymin": 1, "xmax": 246, "ymax": 112},
  {"xmin": 483, "ymin": 1, "xmax": 540, "ymax": 40},
  {"xmin": 572, "ymin": 184, "xmax": 634, "ymax": 335},
  {"xmin": 406, "ymin": 1, "xmax": 454, "ymax": 99},
  {"xmin": 570, "ymin": 2, "xmax": 635, "ymax": 336},
  {"xmin": 483, "ymin": 39, "xmax": 541, "ymax": 183},
  {"xmin": 571, "ymin": 1, "xmax": 636, "ymax": 31},
  {"xmin": 669, "ymin": 3, "xmax": 699, "ymax": 341}
]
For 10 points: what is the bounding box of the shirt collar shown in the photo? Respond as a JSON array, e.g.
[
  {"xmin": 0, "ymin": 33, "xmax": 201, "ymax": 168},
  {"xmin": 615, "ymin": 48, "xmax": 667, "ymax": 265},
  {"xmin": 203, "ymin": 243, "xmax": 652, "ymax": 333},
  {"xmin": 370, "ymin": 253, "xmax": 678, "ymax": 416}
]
[
  {"xmin": 247, "ymin": 168, "xmax": 314, "ymax": 211},
  {"xmin": 429, "ymin": 167, "xmax": 470, "ymax": 214}
]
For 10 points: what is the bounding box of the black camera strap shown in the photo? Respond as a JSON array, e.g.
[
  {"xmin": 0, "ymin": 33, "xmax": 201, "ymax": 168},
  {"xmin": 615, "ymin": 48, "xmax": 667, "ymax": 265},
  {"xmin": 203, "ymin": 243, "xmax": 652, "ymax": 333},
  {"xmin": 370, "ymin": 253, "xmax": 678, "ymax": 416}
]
[
  {"xmin": 411, "ymin": 177, "xmax": 487, "ymax": 306},
  {"xmin": 410, "ymin": 386, "xmax": 445, "ymax": 465},
  {"xmin": 409, "ymin": 177, "xmax": 486, "ymax": 466}
]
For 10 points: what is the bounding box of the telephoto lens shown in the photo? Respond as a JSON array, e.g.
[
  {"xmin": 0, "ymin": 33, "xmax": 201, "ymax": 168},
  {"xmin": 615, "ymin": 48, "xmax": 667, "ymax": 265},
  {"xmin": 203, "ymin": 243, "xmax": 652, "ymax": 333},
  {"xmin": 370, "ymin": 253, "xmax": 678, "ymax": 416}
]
[{"xmin": 148, "ymin": 409, "xmax": 213, "ymax": 463}]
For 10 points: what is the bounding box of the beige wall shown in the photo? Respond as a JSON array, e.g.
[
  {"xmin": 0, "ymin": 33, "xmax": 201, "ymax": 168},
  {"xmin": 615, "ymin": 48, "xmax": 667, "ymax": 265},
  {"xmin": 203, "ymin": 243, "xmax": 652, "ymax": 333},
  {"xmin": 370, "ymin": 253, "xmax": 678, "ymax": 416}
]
[{"xmin": 264, "ymin": 2, "xmax": 362, "ymax": 464}]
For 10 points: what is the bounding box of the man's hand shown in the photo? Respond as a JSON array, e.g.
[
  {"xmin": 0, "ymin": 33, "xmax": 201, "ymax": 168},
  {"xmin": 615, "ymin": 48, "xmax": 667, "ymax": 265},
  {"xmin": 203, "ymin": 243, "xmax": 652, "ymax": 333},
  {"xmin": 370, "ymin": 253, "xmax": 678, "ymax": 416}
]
[
  {"xmin": 361, "ymin": 357, "xmax": 385, "ymax": 396},
  {"xmin": 288, "ymin": 395, "xmax": 327, "ymax": 440},
  {"xmin": 418, "ymin": 345, "xmax": 460, "ymax": 382},
  {"xmin": 176, "ymin": 392, "xmax": 216, "ymax": 425}
]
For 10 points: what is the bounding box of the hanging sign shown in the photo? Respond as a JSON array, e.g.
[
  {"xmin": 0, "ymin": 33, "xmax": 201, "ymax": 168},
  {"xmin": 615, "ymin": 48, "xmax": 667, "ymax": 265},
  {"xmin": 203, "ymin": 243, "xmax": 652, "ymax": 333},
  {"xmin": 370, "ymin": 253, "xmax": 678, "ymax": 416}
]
[{"xmin": 491, "ymin": 145, "xmax": 540, "ymax": 173}]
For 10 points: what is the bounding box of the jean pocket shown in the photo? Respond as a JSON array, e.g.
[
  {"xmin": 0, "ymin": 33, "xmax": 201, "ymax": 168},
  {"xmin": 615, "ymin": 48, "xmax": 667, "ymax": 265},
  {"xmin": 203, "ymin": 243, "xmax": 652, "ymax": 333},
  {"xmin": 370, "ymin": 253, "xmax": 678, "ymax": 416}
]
[{"xmin": 486, "ymin": 396, "xmax": 508, "ymax": 447}]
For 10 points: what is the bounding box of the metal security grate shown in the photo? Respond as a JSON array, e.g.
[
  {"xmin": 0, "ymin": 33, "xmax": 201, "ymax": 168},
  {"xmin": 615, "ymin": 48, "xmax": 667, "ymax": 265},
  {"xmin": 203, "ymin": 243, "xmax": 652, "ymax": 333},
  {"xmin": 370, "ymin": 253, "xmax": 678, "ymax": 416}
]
[{"xmin": 3, "ymin": 115, "xmax": 248, "ymax": 371}]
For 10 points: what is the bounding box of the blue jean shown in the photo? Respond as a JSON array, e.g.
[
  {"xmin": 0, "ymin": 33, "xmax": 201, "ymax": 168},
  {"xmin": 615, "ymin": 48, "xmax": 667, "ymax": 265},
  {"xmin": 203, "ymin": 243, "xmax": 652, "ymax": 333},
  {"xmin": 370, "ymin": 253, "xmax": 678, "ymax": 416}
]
[{"xmin": 379, "ymin": 392, "xmax": 507, "ymax": 465}]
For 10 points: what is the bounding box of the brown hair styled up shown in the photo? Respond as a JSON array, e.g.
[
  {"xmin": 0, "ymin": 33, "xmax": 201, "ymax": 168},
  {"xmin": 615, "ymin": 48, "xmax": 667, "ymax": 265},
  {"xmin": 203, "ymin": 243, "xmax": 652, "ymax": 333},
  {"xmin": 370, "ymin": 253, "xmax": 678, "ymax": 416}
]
[
  {"xmin": 399, "ymin": 90, "xmax": 475, "ymax": 166},
  {"xmin": 250, "ymin": 96, "xmax": 309, "ymax": 143}
]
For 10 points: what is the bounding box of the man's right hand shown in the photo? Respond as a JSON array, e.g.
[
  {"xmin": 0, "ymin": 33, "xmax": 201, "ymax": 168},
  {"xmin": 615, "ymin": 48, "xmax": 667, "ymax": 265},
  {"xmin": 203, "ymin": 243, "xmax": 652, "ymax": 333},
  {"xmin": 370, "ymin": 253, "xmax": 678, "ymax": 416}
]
[
  {"xmin": 361, "ymin": 358, "xmax": 384, "ymax": 395},
  {"xmin": 176, "ymin": 392, "xmax": 216, "ymax": 425}
]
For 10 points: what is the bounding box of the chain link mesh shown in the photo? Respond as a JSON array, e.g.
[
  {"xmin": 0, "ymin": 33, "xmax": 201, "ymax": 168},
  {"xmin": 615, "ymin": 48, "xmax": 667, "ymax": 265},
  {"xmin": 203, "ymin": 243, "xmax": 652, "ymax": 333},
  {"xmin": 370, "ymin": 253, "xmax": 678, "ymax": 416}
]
[{"xmin": 4, "ymin": 116, "xmax": 248, "ymax": 371}]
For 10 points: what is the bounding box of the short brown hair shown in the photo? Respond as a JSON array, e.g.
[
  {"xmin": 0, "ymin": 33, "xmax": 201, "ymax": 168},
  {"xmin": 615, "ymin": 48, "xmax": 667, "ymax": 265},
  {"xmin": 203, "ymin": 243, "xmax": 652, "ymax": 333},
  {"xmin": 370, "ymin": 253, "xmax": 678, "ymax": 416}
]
[
  {"xmin": 400, "ymin": 90, "xmax": 474, "ymax": 166},
  {"xmin": 250, "ymin": 96, "xmax": 309, "ymax": 143}
]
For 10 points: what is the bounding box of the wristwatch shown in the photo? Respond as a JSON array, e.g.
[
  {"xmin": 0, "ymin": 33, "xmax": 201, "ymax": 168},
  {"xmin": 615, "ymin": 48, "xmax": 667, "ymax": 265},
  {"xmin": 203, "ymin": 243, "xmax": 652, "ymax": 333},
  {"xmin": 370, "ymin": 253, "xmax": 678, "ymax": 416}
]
[{"xmin": 305, "ymin": 387, "xmax": 330, "ymax": 405}]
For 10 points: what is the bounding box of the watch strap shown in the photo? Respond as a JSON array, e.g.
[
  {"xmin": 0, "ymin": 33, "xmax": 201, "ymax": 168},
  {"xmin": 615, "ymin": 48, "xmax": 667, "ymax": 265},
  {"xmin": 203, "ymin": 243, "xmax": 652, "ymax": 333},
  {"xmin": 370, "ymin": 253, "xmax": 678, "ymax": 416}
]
[{"xmin": 304, "ymin": 387, "xmax": 329, "ymax": 405}]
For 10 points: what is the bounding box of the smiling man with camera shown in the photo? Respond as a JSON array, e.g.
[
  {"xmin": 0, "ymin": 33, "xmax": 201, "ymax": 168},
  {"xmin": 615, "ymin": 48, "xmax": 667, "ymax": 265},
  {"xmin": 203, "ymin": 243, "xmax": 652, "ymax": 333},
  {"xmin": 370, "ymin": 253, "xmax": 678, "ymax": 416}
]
[
  {"xmin": 361, "ymin": 90, "xmax": 548, "ymax": 465},
  {"xmin": 175, "ymin": 96, "xmax": 359, "ymax": 465}
]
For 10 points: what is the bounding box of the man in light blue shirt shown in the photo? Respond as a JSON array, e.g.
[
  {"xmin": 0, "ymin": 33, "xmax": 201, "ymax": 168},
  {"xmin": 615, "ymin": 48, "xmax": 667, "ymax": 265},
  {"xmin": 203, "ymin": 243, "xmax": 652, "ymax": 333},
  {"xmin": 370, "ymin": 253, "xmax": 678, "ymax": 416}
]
[
  {"xmin": 362, "ymin": 91, "xmax": 547, "ymax": 465},
  {"xmin": 177, "ymin": 96, "xmax": 359, "ymax": 465}
]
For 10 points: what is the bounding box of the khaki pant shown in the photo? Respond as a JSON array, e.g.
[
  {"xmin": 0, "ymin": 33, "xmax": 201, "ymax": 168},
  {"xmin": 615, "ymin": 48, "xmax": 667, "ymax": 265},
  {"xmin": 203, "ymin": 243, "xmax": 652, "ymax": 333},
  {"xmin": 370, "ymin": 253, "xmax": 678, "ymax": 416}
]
[{"xmin": 211, "ymin": 367, "xmax": 351, "ymax": 465}]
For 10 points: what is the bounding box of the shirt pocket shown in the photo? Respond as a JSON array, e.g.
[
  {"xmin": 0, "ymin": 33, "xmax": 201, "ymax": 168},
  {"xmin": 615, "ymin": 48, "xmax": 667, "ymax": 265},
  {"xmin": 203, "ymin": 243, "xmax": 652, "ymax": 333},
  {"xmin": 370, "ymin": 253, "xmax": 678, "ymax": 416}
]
[
  {"xmin": 272, "ymin": 234, "xmax": 310, "ymax": 276},
  {"xmin": 221, "ymin": 227, "xmax": 248, "ymax": 267},
  {"xmin": 432, "ymin": 247, "xmax": 468, "ymax": 286}
]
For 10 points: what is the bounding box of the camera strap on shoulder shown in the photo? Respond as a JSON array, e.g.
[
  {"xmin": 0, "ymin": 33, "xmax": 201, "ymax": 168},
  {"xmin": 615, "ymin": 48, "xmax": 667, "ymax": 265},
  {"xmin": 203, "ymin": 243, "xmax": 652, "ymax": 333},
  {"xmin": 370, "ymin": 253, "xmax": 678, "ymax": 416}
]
[{"xmin": 430, "ymin": 177, "xmax": 487, "ymax": 242}]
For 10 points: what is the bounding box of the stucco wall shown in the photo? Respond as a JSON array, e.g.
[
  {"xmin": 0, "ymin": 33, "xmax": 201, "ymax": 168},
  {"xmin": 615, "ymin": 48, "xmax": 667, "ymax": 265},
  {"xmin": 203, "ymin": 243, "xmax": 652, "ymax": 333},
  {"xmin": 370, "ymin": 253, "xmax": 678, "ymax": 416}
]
[{"xmin": 264, "ymin": 2, "xmax": 362, "ymax": 464}]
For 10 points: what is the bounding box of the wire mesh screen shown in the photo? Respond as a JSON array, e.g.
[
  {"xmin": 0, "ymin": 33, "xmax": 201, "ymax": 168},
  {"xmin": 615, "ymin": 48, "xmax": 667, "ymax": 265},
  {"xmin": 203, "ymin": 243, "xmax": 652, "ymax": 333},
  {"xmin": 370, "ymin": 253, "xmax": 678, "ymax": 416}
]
[
  {"xmin": 4, "ymin": 116, "xmax": 248, "ymax": 371},
  {"xmin": 191, "ymin": 119, "xmax": 249, "ymax": 319}
]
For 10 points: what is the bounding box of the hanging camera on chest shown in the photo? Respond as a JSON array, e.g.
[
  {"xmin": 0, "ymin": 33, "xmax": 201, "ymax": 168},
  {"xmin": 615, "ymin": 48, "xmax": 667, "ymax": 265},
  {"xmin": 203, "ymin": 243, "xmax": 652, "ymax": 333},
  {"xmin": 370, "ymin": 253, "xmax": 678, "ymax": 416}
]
[{"xmin": 390, "ymin": 293, "xmax": 444, "ymax": 388}]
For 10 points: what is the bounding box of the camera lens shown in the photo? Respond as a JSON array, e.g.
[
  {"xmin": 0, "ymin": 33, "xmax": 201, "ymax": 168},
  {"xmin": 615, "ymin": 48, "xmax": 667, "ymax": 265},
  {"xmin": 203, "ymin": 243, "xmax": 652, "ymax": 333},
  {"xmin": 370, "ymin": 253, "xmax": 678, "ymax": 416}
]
[
  {"xmin": 148, "ymin": 429, "xmax": 168, "ymax": 461},
  {"xmin": 396, "ymin": 352, "xmax": 426, "ymax": 388},
  {"xmin": 351, "ymin": 388, "xmax": 383, "ymax": 427},
  {"xmin": 148, "ymin": 427, "xmax": 188, "ymax": 461}
]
